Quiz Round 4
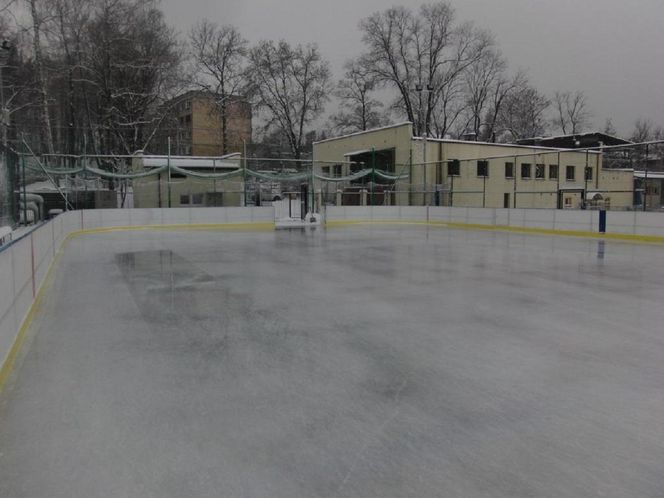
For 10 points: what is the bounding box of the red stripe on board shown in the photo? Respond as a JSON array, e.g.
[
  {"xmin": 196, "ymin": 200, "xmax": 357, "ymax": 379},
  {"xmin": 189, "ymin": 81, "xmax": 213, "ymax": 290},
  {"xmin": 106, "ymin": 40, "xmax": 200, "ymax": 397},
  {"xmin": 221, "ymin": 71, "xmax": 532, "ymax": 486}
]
[{"xmin": 30, "ymin": 233, "xmax": 36, "ymax": 298}]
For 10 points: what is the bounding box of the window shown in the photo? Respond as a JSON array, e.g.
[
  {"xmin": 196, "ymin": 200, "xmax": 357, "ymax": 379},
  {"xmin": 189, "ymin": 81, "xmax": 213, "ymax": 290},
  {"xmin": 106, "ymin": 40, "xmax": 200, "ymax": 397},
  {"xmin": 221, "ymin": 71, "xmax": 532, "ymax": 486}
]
[
  {"xmin": 448, "ymin": 159, "xmax": 460, "ymax": 176},
  {"xmin": 566, "ymin": 165, "xmax": 576, "ymax": 181},
  {"xmin": 322, "ymin": 166, "xmax": 330, "ymax": 176},
  {"xmin": 333, "ymin": 164, "xmax": 342, "ymax": 177},
  {"xmin": 505, "ymin": 162, "xmax": 514, "ymax": 178},
  {"xmin": 549, "ymin": 164, "xmax": 558, "ymax": 179},
  {"xmin": 206, "ymin": 192, "xmax": 224, "ymax": 207},
  {"xmin": 180, "ymin": 195, "xmax": 190, "ymax": 205},
  {"xmin": 191, "ymin": 193, "xmax": 204, "ymax": 205},
  {"xmin": 521, "ymin": 163, "xmax": 531, "ymax": 179},
  {"xmin": 585, "ymin": 167, "xmax": 593, "ymax": 181},
  {"xmin": 535, "ymin": 164, "xmax": 545, "ymax": 179},
  {"xmin": 477, "ymin": 160, "xmax": 489, "ymax": 177},
  {"xmin": 503, "ymin": 193, "xmax": 510, "ymax": 208}
]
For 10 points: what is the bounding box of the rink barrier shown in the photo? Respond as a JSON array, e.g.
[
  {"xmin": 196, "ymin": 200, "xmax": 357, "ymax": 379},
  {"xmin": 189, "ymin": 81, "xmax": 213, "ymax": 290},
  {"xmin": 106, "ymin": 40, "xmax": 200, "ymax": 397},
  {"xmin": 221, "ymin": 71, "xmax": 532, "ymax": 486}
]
[
  {"xmin": 0, "ymin": 207, "xmax": 274, "ymax": 393},
  {"xmin": 324, "ymin": 206, "xmax": 664, "ymax": 242}
]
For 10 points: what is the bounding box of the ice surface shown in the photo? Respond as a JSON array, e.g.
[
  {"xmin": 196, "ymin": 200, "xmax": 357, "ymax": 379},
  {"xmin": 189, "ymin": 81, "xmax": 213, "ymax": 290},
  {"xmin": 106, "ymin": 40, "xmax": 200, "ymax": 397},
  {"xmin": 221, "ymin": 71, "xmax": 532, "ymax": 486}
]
[{"xmin": 1, "ymin": 225, "xmax": 664, "ymax": 497}]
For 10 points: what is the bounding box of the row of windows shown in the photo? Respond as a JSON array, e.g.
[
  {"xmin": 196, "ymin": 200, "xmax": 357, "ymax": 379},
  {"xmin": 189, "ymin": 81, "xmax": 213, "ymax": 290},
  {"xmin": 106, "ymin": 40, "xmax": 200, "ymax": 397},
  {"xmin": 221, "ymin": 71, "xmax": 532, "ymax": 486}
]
[
  {"xmin": 321, "ymin": 164, "xmax": 343, "ymax": 177},
  {"xmin": 448, "ymin": 160, "xmax": 592, "ymax": 182}
]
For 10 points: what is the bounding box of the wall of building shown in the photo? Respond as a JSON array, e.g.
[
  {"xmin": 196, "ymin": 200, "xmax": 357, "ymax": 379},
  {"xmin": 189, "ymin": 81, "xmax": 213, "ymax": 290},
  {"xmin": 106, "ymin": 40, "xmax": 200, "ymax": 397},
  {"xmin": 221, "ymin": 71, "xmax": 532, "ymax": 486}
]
[
  {"xmin": 313, "ymin": 123, "xmax": 635, "ymax": 210},
  {"xmin": 191, "ymin": 96, "xmax": 251, "ymax": 156},
  {"xmin": 133, "ymin": 175, "xmax": 243, "ymax": 209},
  {"xmin": 432, "ymin": 141, "xmax": 606, "ymax": 209},
  {"xmin": 313, "ymin": 123, "xmax": 415, "ymax": 204}
]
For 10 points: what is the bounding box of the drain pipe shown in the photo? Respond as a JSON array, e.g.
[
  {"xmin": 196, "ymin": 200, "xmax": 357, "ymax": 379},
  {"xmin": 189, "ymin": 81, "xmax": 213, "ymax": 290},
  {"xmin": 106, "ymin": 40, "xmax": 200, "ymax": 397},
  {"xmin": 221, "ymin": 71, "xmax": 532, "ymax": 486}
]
[
  {"xmin": 19, "ymin": 200, "xmax": 39, "ymax": 224},
  {"xmin": 20, "ymin": 193, "xmax": 45, "ymax": 220}
]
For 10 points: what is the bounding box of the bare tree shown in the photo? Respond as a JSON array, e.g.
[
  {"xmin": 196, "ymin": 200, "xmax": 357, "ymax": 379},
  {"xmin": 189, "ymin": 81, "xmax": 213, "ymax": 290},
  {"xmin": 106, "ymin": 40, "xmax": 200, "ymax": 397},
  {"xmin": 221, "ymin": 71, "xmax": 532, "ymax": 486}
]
[
  {"xmin": 496, "ymin": 83, "xmax": 550, "ymax": 141},
  {"xmin": 480, "ymin": 71, "xmax": 527, "ymax": 142},
  {"xmin": 248, "ymin": 40, "xmax": 330, "ymax": 159},
  {"xmin": 358, "ymin": 2, "xmax": 494, "ymax": 137},
  {"xmin": 553, "ymin": 90, "xmax": 591, "ymax": 135},
  {"xmin": 461, "ymin": 48, "xmax": 506, "ymax": 140},
  {"xmin": 602, "ymin": 118, "xmax": 617, "ymax": 136},
  {"xmin": 630, "ymin": 118, "xmax": 663, "ymax": 143},
  {"xmin": 328, "ymin": 59, "xmax": 384, "ymax": 134},
  {"xmin": 189, "ymin": 20, "xmax": 247, "ymax": 154},
  {"xmin": 84, "ymin": 0, "xmax": 181, "ymax": 155},
  {"xmin": 50, "ymin": 0, "xmax": 92, "ymax": 155},
  {"xmin": 26, "ymin": 0, "xmax": 55, "ymax": 154}
]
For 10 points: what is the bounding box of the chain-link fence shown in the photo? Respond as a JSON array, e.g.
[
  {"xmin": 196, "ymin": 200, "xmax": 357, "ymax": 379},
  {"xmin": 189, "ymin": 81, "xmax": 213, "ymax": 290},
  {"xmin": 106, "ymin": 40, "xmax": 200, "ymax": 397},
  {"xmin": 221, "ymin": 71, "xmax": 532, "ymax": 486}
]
[{"xmin": 4, "ymin": 140, "xmax": 664, "ymax": 230}]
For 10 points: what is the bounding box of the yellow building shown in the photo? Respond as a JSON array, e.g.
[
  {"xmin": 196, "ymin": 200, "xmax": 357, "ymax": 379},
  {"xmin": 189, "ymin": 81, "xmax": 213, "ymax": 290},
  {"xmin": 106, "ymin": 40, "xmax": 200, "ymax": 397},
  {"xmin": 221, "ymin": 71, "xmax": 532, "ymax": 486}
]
[
  {"xmin": 313, "ymin": 122, "xmax": 634, "ymax": 210},
  {"xmin": 132, "ymin": 154, "xmax": 244, "ymax": 208},
  {"xmin": 156, "ymin": 91, "xmax": 252, "ymax": 156}
]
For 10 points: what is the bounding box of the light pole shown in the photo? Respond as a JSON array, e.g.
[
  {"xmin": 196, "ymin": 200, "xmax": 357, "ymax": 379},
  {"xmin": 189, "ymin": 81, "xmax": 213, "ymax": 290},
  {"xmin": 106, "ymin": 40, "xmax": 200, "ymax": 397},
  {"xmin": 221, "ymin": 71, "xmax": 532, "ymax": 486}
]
[{"xmin": 415, "ymin": 83, "xmax": 433, "ymax": 206}]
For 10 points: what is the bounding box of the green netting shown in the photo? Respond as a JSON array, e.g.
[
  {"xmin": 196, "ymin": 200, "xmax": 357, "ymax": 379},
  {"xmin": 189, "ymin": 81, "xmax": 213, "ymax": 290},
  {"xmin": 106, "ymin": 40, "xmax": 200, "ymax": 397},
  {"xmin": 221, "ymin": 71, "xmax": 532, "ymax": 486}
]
[
  {"xmin": 170, "ymin": 165, "xmax": 244, "ymax": 179},
  {"xmin": 21, "ymin": 156, "xmax": 408, "ymax": 183},
  {"xmin": 314, "ymin": 169, "xmax": 409, "ymax": 182},
  {"xmin": 25, "ymin": 165, "xmax": 85, "ymax": 175},
  {"xmin": 247, "ymin": 170, "xmax": 310, "ymax": 182},
  {"xmin": 86, "ymin": 165, "xmax": 168, "ymax": 179}
]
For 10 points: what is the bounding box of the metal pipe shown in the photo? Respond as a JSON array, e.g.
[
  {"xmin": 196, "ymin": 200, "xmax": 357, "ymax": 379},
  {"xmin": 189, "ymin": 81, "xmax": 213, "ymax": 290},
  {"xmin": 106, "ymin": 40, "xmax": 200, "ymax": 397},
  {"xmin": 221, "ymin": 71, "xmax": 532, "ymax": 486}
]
[
  {"xmin": 19, "ymin": 201, "xmax": 38, "ymax": 224},
  {"xmin": 19, "ymin": 193, "xmax": 44, "ymax": 220},
  {"xmin": 20, "ymin": 137, "xmax": 73, "ymax": 210}
]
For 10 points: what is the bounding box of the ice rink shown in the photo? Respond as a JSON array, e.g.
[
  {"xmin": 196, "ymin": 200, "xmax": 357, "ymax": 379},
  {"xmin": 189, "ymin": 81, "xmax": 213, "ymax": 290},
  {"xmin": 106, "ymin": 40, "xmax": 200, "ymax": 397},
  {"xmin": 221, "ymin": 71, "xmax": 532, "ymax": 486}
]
[{"xmin": 1, "ymin": 224, "xmax": 664, "ymax": 497}]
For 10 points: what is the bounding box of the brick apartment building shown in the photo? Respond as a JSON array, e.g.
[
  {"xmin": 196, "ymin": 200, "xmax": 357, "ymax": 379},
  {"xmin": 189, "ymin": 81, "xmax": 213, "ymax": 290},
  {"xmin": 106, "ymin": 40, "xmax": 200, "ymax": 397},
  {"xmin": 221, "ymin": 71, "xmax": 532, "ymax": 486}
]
[{"xmin": 156, "ymin": 91, "xmax": 252, "ymax": 156}]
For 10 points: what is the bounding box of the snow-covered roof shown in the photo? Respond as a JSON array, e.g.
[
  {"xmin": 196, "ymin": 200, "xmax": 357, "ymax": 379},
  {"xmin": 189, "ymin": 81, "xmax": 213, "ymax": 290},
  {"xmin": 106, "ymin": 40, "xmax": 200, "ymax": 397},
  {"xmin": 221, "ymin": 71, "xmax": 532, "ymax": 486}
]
[
  {"xmin": 413, "ymin": 136, "xmax": 601, "ymax": 154},
  {"xmin": 634, "ymin": 171, "xmax": 664, "ymax": 179},
  {"xmin": 142, "ymin": 154, "xmax": 241, "ymax": 169},
  {"xmin": 343, "ymin": 149, "xmax": 373, "ymax": 156},
  {"xmin": 313, "ymin": 122, "xmax": 413, "ymax": 145}
]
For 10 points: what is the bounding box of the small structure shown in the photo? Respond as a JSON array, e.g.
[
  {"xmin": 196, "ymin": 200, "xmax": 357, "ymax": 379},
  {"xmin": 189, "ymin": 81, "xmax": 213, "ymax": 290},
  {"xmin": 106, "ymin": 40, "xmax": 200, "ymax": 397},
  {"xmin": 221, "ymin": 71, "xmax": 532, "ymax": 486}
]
[
  {"xmin": 634, "ymin": 171, "xmax": 664, "ymax": 210},
  {"xmin": 132, "ymin": 153, "xmax": 244, "ymax": 208}
]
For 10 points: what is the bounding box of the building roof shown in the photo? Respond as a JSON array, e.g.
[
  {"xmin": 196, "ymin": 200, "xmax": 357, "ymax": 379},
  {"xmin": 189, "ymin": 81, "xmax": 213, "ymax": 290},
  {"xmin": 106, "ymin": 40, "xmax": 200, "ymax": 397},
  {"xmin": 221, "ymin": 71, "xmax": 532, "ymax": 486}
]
[
  {"xmin": 142, "ymin": 154, "xmax": 241, "ymax": 170},
  {"xmin": 313, "ymin": 122, "xmax": 413, "ymax": 145},
  {"xmin": 516, "ymin": 132, "xmax": 633, "ymax": 148},
  {"xmin": 162, "ymin": 90, "xmax": 249, "ymax": 106},
  {"xmin": 412, "ymin": 136, "xmax": 600, "ymax": 154},
  {"xmin": 634, "ymin": 171, "xmax": 664, "ymax": 179},
  {"xmin": 314, "ymin": 122, "xmax": 599, "ymax": 154}
]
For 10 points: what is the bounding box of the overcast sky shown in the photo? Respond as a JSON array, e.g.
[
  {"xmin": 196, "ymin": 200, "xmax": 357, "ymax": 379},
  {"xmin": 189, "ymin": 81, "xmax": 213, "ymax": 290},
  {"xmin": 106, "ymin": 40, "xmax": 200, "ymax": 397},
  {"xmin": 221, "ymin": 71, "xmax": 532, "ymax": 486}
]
[{"xmin": 161, "ymin": 0, "xmax": 664, "ymax": 136}]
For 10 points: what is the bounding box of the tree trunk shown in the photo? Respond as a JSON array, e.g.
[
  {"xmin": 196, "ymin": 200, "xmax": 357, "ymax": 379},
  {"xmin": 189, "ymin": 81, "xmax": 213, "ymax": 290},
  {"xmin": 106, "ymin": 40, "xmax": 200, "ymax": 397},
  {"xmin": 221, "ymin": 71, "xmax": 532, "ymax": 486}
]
[{"xmin": 29, "ymin": 0, "xmax": 55, "ymax": 154}]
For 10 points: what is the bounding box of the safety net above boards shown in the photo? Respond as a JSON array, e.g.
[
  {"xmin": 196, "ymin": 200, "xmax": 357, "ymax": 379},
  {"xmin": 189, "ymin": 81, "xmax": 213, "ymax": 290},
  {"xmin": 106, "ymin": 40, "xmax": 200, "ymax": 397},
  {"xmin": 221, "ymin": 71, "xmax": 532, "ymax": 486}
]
[{"xmin": 23, "ymin": 162, "xmax": 410, "ymax": 182}]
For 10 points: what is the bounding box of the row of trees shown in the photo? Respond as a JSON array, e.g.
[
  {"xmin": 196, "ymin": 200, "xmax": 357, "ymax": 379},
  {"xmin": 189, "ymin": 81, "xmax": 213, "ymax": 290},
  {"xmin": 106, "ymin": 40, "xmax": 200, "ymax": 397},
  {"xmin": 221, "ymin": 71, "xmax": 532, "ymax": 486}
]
[{"xmin": 0, "ymin": 0, "xmax": 660, "ymax": 160}]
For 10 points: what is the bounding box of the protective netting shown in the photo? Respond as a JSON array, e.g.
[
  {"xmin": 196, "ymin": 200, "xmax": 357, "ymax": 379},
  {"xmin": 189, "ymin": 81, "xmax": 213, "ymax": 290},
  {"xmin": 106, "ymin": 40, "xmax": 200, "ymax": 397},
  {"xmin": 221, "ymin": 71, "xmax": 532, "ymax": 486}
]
[{"xmin": 22, "ymin": 158, "xmax": 407, "ymax": 183}]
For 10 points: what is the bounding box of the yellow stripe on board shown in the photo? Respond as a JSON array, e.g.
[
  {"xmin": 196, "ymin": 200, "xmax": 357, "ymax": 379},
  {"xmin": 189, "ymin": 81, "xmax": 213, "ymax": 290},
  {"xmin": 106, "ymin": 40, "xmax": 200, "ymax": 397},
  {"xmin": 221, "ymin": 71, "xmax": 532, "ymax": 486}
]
[
  {"xmin": 326, "ymin": 219, "xmax": 664, "ymax": 244},
  {"xmin": 0, "ymin": 221, "xmax": 274, "ymax": 394},
  {"xmin": 0, "ymin": 244, "xmax": 65, "ymax": 393},
  {"xmin": 69, "ymin": 222, "xmax": 275, "ymax": 237}
]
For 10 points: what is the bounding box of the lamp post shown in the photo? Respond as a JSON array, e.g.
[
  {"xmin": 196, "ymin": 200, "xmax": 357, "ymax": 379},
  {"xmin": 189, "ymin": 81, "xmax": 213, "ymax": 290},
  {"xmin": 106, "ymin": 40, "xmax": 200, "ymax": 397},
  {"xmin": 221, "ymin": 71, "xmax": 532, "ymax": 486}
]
[{"xmin": 415, "ymin": 83, "xmax": 433, "ymax": 206}]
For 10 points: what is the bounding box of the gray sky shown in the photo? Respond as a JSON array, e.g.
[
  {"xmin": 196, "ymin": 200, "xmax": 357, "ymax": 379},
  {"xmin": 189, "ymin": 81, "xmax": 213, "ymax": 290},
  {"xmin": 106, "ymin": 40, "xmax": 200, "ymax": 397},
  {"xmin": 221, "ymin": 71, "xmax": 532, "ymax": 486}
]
[{"xmin": 161, "ymin": 0, "xmax": 664, "ymax": 137}]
